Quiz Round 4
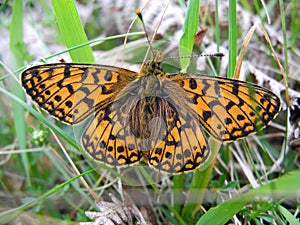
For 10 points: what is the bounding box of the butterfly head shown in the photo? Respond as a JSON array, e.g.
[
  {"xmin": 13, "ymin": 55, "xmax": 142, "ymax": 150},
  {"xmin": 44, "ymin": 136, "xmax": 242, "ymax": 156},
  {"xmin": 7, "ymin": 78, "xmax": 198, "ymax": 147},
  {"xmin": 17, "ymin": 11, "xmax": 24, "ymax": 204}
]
[{"xmin": 140, "ymin": 50, "xmax": 164, "ymax": 77}]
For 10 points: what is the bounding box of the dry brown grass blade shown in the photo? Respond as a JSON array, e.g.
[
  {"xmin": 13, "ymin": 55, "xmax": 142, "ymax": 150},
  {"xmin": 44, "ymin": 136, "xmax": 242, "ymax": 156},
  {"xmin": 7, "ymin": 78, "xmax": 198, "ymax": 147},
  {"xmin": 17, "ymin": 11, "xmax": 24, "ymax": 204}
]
[
  {"xmin": 233, "ymin": 23, "xmax": 257, "ymax": 79},
  {"xmin": 234, "ymin": 23, "xmax": 287, "ymax": 103},
  {"xmin": 257, "ymin": 23, "xmax": 290, "ymax": 107}
]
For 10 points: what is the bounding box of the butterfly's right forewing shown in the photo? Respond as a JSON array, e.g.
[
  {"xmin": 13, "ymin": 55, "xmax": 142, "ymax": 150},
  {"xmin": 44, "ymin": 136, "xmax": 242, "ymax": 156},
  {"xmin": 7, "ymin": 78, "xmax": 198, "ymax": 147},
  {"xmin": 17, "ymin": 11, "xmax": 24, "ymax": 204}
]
[{"xmin": 169, "ymin": 74, "xmax": 281, "ymax": 141}]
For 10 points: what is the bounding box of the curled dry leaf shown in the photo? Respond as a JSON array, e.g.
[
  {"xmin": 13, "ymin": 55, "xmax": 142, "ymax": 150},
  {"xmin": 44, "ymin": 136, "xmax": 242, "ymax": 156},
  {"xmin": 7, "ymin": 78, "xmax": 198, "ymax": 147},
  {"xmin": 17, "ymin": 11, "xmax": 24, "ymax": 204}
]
[{"xmin": 80, "ymin": 193, "xmax": 152, "ymax": 225}]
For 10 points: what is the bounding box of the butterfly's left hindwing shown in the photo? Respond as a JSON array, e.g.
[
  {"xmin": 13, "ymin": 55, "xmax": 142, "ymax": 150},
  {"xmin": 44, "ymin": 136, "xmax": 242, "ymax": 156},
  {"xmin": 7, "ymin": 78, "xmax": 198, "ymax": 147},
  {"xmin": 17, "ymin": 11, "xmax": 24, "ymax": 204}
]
[{"xmin": 82, "ymin": 102, "xmax": 143, "ymax": 167}]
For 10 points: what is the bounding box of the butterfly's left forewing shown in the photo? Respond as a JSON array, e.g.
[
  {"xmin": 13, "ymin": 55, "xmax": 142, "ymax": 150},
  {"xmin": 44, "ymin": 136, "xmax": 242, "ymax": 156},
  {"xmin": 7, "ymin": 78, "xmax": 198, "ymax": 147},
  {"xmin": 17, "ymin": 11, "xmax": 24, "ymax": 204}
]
[{"xmin": 21, "ymin": 63, "xmax": 137, "ymax": 124}]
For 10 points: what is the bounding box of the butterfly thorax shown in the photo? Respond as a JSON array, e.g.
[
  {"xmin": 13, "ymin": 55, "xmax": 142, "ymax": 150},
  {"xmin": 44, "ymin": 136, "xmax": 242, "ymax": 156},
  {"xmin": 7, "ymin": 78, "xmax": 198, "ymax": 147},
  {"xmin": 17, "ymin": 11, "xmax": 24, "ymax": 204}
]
[
  {"xmin": 139, "ymin": 61, "xmax": 164, "ymax": 78},
  {"xmin": 130, "ymin": 77, "xmax": 166, "ymax": 150},
  {"xmin": 129, "ymin": 95, "xmax": 176, "ymax": 151}
]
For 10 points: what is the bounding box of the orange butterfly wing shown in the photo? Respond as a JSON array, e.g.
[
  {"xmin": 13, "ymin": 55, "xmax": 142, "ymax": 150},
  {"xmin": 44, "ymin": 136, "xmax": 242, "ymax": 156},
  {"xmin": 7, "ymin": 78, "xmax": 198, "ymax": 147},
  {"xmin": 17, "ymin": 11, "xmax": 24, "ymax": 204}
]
[
  {"xmin": 147, "ymin": 101, "xmax": 209, "ymax": 173},
  {"xmin": 21, "ymin": 63, "xmax": 137, "ymax": 124},
  {"xmin": 81, "ymin": 102, "xmax": 143, "ymax": 167},
  {"xmin": 168, "ymin": 74, "xmax": 281, "ymax": 141}
]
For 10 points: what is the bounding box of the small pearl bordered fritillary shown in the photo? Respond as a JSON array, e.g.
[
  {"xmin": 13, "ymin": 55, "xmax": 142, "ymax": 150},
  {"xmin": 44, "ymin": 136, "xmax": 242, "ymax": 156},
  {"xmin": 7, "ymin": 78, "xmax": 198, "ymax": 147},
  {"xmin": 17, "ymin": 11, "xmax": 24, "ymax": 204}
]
[{"xmin": 21, "ymin": 49, "xmax": 281, "ymax": 174}]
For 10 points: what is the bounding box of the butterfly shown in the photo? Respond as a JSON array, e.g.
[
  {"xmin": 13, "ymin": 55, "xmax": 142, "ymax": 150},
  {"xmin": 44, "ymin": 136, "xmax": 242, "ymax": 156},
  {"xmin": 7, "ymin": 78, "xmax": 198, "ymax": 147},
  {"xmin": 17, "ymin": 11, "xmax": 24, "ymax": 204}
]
[{"xmin": 21, "ymin": 50, "xmax": 281, "ymax": 174}]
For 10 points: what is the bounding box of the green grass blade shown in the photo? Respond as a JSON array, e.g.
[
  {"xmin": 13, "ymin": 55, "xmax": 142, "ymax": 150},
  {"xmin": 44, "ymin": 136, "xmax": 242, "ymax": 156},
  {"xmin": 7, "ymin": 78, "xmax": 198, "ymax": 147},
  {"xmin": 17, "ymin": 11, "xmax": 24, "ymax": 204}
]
[
  {"xmin": 196, "ymin": 170, "xmax": 300, "ymax": 225},
  {"xmin": 51, "ymin": 0, "xmax": 95, "ymax": 63},
  {"xmin": 227, "ymin": 0, "xmax": 237, "ymax": 78},
  {"xmin": 290, "ymin": 0, "xmax": 300, "ymax": 48},
  {"xmin": 9, "ymin": 0, "xmax": 29, "ymax": 183},
  {"xmin": 277, "ymin": 205, "xmax": 300, "ymax": 225},
  {"xmin": 182, "ymin": 139, "xmax": 220, "ymax": 221},
  {"xmin": 279, "ymin": 0, "xmax": 290, "ymax": 160},
  {"xmin": 179, "ymin": 0, "xmax": 200, "ymax": 72},
  {"xmin": 214, "ymin": 0, "xmax": 221, "ymax": 74},
  {"xmin": 173, "ymin": 173, "xmax": 185, "ymax": 215}
]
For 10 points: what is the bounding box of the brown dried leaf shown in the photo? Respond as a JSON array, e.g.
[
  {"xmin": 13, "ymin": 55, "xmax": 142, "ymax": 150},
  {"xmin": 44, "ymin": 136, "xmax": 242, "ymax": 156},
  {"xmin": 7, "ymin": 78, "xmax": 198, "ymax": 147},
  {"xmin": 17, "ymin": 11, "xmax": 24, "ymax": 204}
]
[
  {"xmin": 80, "ymin": 193, "xmax": 152, "ymax": 225},
  {"xmin": 194, "ymin": 28, "xmax": 208, "ymax": 47}
]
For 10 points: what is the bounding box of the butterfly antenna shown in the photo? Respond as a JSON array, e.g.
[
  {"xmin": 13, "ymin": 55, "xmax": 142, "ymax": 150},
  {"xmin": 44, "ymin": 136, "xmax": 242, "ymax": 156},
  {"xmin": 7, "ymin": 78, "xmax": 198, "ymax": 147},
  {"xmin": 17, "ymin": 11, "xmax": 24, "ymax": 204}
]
[
  {"xmin": 123, "ymin": 0, "xmax": 152, "ymax": 63},
  {"xmin": 135, "ymin": 9, "xmax": 155, "ymax": 68},
  {"xmin": 137, "ymin": 0, "xmax": 170, "ymax": 68},
  {"xmin": 163, "ymin": 52, "xmax": 225, "ymax": 63},
  {"xmin": 136, "ymin": 9, "xmax": 154, "ymax": 55}
]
